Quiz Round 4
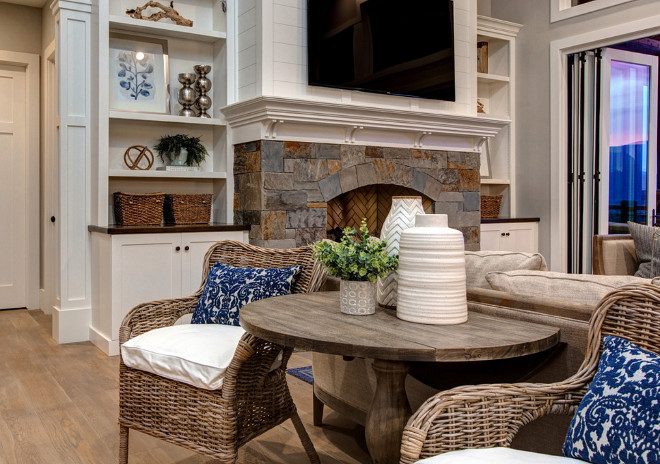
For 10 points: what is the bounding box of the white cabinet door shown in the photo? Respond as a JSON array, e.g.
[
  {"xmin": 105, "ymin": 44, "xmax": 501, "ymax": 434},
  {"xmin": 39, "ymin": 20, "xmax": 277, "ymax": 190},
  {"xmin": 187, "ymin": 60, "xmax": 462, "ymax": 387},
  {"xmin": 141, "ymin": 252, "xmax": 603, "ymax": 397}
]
[
  {"xmin": 480, "ymin": 224, "xmax": 504, "ymax": 251},
  {"xmin": 115, "ymin": 234, "xmax": 182, "ymax": 328},
  {"xmin": 507, "ymin": 224, "xmax": 538, "ymax": 253}
]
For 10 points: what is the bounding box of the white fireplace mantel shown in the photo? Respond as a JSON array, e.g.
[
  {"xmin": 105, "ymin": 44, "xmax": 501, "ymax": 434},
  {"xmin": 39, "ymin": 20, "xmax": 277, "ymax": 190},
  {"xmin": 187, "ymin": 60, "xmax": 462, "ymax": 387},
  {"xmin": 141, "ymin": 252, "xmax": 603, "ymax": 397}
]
[{"xmin": 222, "ymin": 96, "xmax": 510, "ymax": 152}]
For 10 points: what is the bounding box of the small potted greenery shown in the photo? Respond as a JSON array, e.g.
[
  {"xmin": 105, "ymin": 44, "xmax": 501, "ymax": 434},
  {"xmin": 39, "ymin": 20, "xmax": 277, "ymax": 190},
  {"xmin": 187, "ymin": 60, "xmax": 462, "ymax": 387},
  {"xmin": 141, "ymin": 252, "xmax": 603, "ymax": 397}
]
[
  {"xmin": 153, "ymin": 134, "xmax": 209, "ymax": 167},
  {"xmin": 314, "ymin": 219, "xmax": 398, "ymax": 315}
]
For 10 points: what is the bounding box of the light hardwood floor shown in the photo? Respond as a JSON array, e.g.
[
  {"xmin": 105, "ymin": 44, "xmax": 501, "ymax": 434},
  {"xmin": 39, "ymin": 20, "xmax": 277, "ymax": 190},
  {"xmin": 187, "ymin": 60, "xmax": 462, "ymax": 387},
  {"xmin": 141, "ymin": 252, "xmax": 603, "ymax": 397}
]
[{"xmin": 0, "ymin": 309, "xmax": 371, "ymax": 464}]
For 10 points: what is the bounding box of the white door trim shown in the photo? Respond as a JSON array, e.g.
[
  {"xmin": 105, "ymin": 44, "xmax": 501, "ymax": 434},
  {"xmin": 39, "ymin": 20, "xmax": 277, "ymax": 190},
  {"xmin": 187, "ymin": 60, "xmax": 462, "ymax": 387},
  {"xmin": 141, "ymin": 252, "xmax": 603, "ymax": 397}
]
[
  {"xmin": 0, "ymin": 50, "xmax": 40, "ymax": 309},
  {"xmin": 550, "ymin": 14, "xmax": 660, "ymax": 271}
]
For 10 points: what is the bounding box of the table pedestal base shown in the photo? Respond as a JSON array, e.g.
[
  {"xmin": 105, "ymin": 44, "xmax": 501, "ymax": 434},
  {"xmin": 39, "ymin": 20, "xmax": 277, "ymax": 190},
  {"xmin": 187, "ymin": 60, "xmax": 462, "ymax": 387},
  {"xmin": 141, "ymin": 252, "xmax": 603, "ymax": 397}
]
[{"xmin": 365, "ymin": 359, "xmax": 411, "ymax": 464}]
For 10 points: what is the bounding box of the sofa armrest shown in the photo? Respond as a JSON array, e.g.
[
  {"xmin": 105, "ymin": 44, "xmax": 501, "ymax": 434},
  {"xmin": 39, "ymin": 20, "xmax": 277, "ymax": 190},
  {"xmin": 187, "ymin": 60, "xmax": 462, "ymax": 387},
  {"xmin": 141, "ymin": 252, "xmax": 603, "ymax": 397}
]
[{"xmin": 467, "ymin": 287, "xmax": 592, "ymax": 322}]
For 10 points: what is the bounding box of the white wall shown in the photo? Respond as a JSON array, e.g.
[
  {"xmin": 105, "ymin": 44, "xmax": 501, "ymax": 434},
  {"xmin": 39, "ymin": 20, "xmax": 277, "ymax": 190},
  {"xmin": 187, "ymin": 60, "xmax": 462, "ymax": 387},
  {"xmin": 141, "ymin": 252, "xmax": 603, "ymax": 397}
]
[
  {"xmin": 0, "ymin": 3, "xmax": 42, "ymax": 55},
  {"xmin": 491, "ymin": 0, "xmax": 660, "ymax": 269},
  {"xmin": 240, "ymin": 0, "xmax": 475, "ymax": 116}
]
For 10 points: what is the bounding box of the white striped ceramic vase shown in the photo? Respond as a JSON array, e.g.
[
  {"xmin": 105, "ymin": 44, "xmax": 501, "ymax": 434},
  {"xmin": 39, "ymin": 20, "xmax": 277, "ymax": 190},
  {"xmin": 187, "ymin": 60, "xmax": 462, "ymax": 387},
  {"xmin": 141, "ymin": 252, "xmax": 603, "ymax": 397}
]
[
  {"xmin": 377, "ymin": 196, "xmax": 425, "ymax": 308},
  {"xmin": 397, "ymin": 214, "xmax": 468, "ymax": 325}
]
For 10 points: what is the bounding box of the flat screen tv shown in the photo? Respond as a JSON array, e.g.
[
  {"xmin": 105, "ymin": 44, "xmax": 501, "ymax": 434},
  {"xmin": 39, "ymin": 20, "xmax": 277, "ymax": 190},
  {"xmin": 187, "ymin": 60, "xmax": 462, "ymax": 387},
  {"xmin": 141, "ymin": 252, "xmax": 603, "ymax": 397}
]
[{"xmin": 307, "ymin": 0, "xmax": 455, "ymax": 101}]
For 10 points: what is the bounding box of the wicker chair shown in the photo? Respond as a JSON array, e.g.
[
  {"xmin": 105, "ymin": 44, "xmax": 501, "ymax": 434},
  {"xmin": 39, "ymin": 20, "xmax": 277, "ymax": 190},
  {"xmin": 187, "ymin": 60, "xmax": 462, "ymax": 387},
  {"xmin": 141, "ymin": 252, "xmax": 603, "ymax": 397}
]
[
  {"xmin": 399, "ymin": 283, "xmax": 660, "ymax": 463},
  {"xmin": 118, "ymin": 240, "xmax": 326, "ymax": 464}
]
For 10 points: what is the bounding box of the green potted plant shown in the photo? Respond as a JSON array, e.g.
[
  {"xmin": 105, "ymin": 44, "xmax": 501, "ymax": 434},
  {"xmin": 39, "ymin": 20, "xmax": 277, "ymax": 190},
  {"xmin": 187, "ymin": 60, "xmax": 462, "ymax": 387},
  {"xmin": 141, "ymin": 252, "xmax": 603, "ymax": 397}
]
[
  {"xmin": 153, "ymin": 134, "xmax": 209, "ymax": 167},
  {"xmin": 314, "ymin": 219, "xmax": 398, "ymax": 315}
]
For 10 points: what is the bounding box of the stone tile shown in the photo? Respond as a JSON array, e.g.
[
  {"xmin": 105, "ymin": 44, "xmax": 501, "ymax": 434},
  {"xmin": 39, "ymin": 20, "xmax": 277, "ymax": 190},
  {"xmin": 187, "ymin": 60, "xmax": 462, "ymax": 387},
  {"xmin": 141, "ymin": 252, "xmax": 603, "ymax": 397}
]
[
  {"xmin": 296, "ymin": 228, "xmax": 326, "ymax": 247},
  {"xmin": 436, "ymin": 192, "xmax": 464, "ymax": 202},
  {"xmin": 441, "ymin": 182, "xmax": 460, "ymax": 192},
  {"xmin": 263, "ymin": 172, "xmax": 294, "ymax": 190},
  {"xmin": 374, "ymin": 159, "xmax": 410, "ymax": 185},
  {"xmin": 233, "ymin": 192, "xmax": 239, "ymax": 210},
  {"xmin": 319, "ymin": 173, "xmax": 342, "ymax": 201},
  {"xmin": 433, "ymin": 201, "xmax": 459, "ymax": 215},
  {"xmin": 455, "ymin": 211, "xmax": 481, "ymax": 228},
  {"xmin": 462, "ymin": 192, "xmax": 480, "ymax": 212},
  {"xmin": 261, "ymin": 140, "xmax": 284, "ymax": 172},
  {"xmin": 285, "ymin": 228, "xmax": 296, "ymax": 240},
  {"xmin": 339, "ymin": 166, "xmax": 358, "ymax": 192},
  {"xmin": 287, "ymin": 208, "xmax": 327, "ymax": 229},
  {"xmin": 284, "ymin": 159, "xmax": 296, "ymax": 172},
  {"xmin": 356, "ymin": 163, "xmax": 377, "ymax": 187},
  {"xmin": 264, "ymin": 190, "xmax": 308, "ymax": 210},
  {"xmin": 419, "ymin": 167, "xmax": 440, "ymax": 180},
  {"xmin": 233, "ymin": 150, "xmax": 248, "ymax": 174},
  {"xmin": 411, "ymin": 169, "xmax": 428, "ymax": 194},
  {"xmin": 424, "ymin": 177, "xmax": 443, "ymax": 201},
  {"xmin": 448, "ymin": 152, "xmax": 467, "ymax": 169},
  {"xmin": 381, "ymin": 147, "xmax": 410, "ymax": 159},
  {"xmin": 241, "ymin": 141, "xmax": 259, "ymax": 153},
  {"xmin": 294, "ymin": 159, "xmax": 328, "ymax": 182},
  {"xmin": 365, "ymin": 146, "xmax": 384, "ymax": 158},
  {"xmin": 245, "ymin": 151, "xmax": 261, "ymax": 172},
  {"xmin": 304, "ymin": 189, "xmax": 325, "ymax": 202},
  {"xmin": 327, "ymin": 159, "xmax": 342, "ymax": 175},
  {"xmin": 233, "ymin": 210, "xmax": 242, "ymax": 225},
  {"xmin": 238, "ymin": 172, "xmax": 263, "ymax": 210},
  {"xmin": 438, "ymin": 169, "xmax": 459, "ymax": 185},
  {"xmin": 294, "ymin": 181, "xmax": 321, "ymax": 190},
  {"xmin": 261, "ymin": 210, "xmax": 286, "ymax": 240},
  {"xmin": 313, "ymin": 143, "xmax": 341, "ymax": 159},
  {"xmin": 457, "ymin": 226, "xmax": 480, "ymax": 249},
  {"xmin": 432, "ymin": 151, "xmax": 448, "ymax": 169},
  {"xmin": 465, "ymin": 152, "xmax": 480, "ymax": 170},
  {"xmin": 458, "ymin": 170, "xmax": 480, "ymax": 192},
  {"xmin": 249, "ymin": 225, "xmax": 261, "ymax": 240},
  {"xmin": 284, "ymin": 141, "xmax": 312, "ymax": 159},
  {"xmin": 411, "ymin": 149, "xmax": 432, "ymax": 160},
  {"xmin": 409, "ymin": 158, "xmax": 439, "ymax": 170},
  {"xmin": 341, "ymin": 145, "xmax": 366, "ymax": 168}
]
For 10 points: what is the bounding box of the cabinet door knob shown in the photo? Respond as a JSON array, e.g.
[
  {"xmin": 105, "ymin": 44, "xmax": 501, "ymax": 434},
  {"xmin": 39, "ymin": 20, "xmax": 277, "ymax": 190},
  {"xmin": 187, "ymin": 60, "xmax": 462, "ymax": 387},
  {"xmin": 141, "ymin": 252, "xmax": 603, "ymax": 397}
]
[
  {"xmin": 175, "ymin": 246, "xmax": 181, "ymax": 252},
  {"xmin": 50, "ymin": 216, "xmax": 56, "ymax": 223},
  {"xmin": 501, "ymin": 232, "xmax": 506, "ymax": 236},
  {"xmin": 506, "ymin": 232, "xmax": 511, "ymax": 236},
  {"xmin": 184, "ymin": 246, "xmax": 190, "ymax": 251}
]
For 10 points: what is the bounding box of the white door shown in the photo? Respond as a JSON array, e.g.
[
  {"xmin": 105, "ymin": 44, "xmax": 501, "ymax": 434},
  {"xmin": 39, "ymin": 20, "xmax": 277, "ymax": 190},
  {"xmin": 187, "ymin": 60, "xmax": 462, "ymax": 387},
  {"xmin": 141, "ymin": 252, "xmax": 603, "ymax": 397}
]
[
  {"xmin": 0, "ymin": 65, "xmax": 27, "ymax": 309},
  {"xmin": 599, "ymin": 49, "xmax": 658, "ymax": 233}
]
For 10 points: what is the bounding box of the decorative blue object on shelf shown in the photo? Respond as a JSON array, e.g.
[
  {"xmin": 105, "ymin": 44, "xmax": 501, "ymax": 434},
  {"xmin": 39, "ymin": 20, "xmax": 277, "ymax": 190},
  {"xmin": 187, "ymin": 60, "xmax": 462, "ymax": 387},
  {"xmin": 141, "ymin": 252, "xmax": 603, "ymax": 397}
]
[
  {"xmin": 563, "ymin": 336, "xmax": 660, "ymax": 464},
  {"xmin": 191, "ymin": 262, "xmax": 302, "ymax": 326}
]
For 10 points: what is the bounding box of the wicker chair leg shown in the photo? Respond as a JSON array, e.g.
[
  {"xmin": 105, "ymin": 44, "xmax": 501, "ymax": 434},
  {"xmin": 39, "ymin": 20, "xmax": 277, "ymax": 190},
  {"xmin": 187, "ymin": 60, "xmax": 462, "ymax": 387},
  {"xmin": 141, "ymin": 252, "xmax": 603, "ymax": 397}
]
[
  {"xmin": 119, "ymin": 425, "xmax": 129, "ymax": 464},
  {"xmin": 313, "ymin": 392, "xmax": 324, "ymax": 426},
  {"xmin": 291, "ymin": 411, "xmax": 321, "ymax": 464}
]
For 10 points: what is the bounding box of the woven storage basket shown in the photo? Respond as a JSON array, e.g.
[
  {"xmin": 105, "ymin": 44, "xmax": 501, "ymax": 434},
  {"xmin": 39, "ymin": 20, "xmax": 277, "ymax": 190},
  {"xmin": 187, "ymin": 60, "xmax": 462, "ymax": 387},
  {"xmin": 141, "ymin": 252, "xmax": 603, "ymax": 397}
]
[
  {"xmin": 480, "ymin": 194, "xmax": 502, "ymax": 219},
  {"xmin": 164, "ymin": 193, "xmax": 213, "ymax": 224},
  {"xmin": 113, "ymin": 192, "xmax": 165, "ymax": 225}
]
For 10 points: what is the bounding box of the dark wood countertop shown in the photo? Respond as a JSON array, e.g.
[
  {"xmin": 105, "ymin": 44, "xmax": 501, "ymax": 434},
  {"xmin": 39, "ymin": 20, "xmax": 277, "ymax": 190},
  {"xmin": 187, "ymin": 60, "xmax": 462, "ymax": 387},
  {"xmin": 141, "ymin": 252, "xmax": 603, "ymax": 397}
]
[
  {"xmin": 88, "ymin": 223, "xmax": 250, "ymax": 235},
  {"xmin": 481, "ymin": 217, "xmax": 540, "ymax": 224}
]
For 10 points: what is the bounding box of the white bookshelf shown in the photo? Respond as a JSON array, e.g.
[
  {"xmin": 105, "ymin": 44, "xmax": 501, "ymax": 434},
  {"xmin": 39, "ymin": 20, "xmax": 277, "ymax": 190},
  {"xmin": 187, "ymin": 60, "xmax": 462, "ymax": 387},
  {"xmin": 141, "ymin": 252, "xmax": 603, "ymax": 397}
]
[
  {"xmin": 477, "ymin": 15, "xmax": 522, "ymax": 218},
  {"xmin": 95, "ymin": 0, "xmax": 234, "ymax": 227}
]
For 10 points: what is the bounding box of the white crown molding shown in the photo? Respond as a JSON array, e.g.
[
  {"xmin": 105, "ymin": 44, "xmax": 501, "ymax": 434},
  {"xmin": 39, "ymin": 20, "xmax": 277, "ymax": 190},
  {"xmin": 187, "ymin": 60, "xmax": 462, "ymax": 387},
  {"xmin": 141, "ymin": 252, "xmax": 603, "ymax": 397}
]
[
  {"xmin": 222, "ymin": 96, "xmax": 509, "ymax": 150},
  {"xmin": 50, "ymin": 0, "xmax": 92, "ymax": 15},
  {"xmin": 477, "ymin": 15, "xmax": 522, "ymax": 37}
]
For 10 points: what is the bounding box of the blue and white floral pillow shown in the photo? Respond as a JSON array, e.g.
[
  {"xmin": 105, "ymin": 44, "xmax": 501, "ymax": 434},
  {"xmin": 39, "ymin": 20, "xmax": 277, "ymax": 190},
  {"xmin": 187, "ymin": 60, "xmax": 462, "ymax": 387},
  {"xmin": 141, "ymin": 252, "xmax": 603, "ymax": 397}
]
[
  {"xmin": 563, "ymin": 335, "xmax": 660, "ymax": 464},
  {"xmin": 191, "ymin": 262, "xmax": 302, "ymax": 325}
]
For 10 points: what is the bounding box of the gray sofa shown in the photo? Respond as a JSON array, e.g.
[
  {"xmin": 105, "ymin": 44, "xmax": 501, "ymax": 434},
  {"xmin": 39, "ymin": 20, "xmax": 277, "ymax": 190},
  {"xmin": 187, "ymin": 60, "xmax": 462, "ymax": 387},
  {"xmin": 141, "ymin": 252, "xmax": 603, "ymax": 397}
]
[{"xmin": 311, "ymin": 248, "xmax": 652, "ymax": 455}]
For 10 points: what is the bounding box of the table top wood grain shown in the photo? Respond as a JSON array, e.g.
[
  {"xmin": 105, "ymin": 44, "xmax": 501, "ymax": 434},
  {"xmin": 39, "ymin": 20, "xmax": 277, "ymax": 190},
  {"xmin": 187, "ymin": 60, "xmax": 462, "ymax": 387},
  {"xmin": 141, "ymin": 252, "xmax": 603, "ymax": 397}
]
[{"xmin": 240, "ymin": 292, "xmax": 560, "ymax": 362}]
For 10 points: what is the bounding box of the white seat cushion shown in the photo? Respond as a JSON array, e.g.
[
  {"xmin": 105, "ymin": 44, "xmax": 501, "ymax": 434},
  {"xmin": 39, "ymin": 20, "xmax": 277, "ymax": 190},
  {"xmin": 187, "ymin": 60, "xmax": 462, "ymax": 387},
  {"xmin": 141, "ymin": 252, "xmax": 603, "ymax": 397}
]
[
  {"xmin": 121, "ymin": 324, "xmax": 248, "ymax": 390},
  {"xmin": 415, "ymin": 448, "xmax": 585, "ymax": 463}
]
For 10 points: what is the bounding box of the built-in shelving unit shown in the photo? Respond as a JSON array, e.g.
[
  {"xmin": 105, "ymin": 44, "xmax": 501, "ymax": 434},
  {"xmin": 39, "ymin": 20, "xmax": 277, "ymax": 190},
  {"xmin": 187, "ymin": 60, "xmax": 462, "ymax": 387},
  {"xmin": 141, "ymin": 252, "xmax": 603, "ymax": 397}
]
[
  {"xmin": 477, "ymin": 15, "xmax": 522, "ymax": 217},
  {"xmin": 94, "ymin": 0, "xmax": 233, "ymax": 227}
]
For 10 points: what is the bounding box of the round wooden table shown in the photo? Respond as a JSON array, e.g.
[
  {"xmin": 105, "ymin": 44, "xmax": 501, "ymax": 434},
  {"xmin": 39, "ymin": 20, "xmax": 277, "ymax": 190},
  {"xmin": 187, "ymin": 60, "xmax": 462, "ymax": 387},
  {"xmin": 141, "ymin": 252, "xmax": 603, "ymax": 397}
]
[{"xmin": 240, "ymin": 291, "xmax": 560, "ymax": 464}]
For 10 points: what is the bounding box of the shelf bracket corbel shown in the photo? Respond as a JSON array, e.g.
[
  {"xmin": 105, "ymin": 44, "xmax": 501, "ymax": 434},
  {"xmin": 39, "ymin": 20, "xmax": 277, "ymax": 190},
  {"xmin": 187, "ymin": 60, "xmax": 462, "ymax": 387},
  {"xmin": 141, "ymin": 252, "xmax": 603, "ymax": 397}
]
[
  {"xmin": 414, "ymin": 131, "xmax": 433, "ymax": 148},
  {"xmin": 265, "ymin": 119, "xmax": 284, "ymax": 139},
  {"xmin": 345, "ymin": 125, "xmax": 363, "ymax": 144}
]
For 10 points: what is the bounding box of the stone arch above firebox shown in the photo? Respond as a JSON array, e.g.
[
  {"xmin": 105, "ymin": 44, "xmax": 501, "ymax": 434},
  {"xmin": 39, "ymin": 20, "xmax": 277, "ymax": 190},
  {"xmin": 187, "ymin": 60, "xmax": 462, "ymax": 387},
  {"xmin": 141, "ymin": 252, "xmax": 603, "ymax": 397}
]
[{"xmin": 232, "ymin": 140, "xmax": 481, "ymax": 250}]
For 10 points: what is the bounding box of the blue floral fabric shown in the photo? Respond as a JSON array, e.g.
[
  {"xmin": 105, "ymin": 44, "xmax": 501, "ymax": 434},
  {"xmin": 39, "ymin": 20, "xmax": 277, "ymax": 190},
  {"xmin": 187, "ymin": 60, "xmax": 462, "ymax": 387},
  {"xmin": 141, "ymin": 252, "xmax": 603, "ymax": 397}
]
[
  {"xmin": 191, "ymin": 263, "xmax": 302, "ymax": 325},
  {"xmin": 563, "ymin": 336, "xmax": 660, "ymax": 464}
]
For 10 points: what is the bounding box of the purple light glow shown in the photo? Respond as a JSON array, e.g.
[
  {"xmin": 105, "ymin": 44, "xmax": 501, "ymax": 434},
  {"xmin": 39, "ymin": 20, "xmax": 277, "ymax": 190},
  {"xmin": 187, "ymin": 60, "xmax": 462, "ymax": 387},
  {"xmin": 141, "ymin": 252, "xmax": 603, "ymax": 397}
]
[{"xmin": 609, "ymin": 60, "xmax": 650, "ymax": 148}]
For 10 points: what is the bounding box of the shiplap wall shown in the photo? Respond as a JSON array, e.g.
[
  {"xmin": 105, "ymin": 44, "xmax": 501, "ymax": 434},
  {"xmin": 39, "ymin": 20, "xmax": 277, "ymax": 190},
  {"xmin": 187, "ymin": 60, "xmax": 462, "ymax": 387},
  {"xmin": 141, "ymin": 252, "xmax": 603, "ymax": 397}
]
[
  {"xmin": 237, "ymin": 0, "xmax": 474, "ymax": 115},
  {"xmin": 238, "ymin": 0, "xmax": 258, "ymax": 100}
]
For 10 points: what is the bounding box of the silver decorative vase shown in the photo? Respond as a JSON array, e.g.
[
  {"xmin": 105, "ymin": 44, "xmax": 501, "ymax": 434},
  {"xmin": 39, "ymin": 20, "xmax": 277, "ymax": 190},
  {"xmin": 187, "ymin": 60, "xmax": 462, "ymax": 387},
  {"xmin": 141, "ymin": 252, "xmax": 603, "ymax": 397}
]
[
  {"xmin": 178, "ymin": 73, "xmax": 197, "ymax": 117},
  {"xmin": 377, "ymin": 196, "xmax": 425, "ymax": 309},
  {"xmin": 194, "ymin": 65, "xmax": 212, "ymax": 118},
  {"xmin": 340, "ymin": 280, "xmax": 376, "ymax": 316}
]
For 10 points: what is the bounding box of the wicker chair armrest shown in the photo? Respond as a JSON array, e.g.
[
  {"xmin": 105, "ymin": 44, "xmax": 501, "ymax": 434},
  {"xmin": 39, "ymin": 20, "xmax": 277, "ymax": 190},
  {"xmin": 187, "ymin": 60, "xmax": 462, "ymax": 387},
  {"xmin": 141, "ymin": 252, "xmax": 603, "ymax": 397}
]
[
  {"xmin": 119, "ymin": 294, "xmax": 200, "ymax": 344},
  {"xmin": 400, "ymin": 379, "xmax": 589, "ymax": 464}
]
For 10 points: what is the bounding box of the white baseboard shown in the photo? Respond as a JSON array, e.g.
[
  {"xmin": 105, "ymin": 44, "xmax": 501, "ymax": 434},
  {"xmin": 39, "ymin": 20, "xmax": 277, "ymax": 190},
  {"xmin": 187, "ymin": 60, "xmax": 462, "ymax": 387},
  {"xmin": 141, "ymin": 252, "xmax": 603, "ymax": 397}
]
[
  {"xmin": 89, "ymin": 325, "xmax": 119, "ymax": 356},
  {"xmin": 52, "ymin": 305, "xmax": 91, "ymax": 344}
]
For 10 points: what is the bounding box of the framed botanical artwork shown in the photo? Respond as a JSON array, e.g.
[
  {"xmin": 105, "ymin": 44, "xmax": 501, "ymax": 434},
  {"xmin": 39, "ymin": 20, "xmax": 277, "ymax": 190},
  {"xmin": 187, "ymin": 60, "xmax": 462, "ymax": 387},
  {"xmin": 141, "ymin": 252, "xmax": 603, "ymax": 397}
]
[{"xmin": 109, "ymin": 34, "xmax": 169, "ymax": 114}]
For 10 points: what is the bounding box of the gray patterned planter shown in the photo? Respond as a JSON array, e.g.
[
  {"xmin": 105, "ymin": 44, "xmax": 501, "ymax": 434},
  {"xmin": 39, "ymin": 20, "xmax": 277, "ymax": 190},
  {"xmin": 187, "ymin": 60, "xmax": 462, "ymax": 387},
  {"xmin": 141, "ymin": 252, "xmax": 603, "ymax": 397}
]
[{"xmin": 340, "ymin": 280, "xmax": 376, "ymax": 315}]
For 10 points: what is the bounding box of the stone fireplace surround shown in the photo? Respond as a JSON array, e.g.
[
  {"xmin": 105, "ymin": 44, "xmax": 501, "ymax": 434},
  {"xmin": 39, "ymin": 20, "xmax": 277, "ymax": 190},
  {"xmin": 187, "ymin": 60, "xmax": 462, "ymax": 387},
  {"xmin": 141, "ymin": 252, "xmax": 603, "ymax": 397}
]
[{"xmin": 233, "ymin": 140, "xmax": 481, "ymax": 251}]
